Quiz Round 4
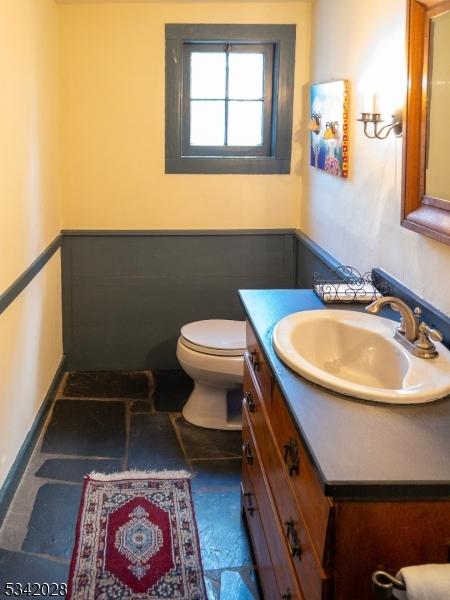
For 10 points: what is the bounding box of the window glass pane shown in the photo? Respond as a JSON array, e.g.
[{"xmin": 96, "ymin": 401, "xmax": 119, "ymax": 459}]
[
  {"xmin": 228, "ymin": 101, "xmax": 263, "ymax": 146},
  {"xmin": 190, "ymin": 100, "xmax": 225, "ymax": 145},
  {"xmin": 191, "ymin": 52, "xmax": 226, "ymax": 99},
  {"xmin": 228, "ymin": 53, "xmax": 264, "ymax": 100}
]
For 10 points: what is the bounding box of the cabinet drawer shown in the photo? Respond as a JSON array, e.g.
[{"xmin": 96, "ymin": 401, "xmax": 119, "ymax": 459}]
[
  {"xmin": 271, "ymin": 384, "xmax": 333, "ymax": 563},
  {"xmin": 243, "ymin": 408, "xmax": 304, "ymax": 600},
  {"xmin": 243, "ymin": 353, "xmax": 264, "ymax": 416},
  {"xmin": 246, "ymin": 321, "xmax": 273, "ymax": 404},
  {"xmin": 241, "ymin": 465, "xmax": 278, "ymax": 599},
  {"xmin": 244, "ymin": 362, "xmax": 331, "ymax": 600}
]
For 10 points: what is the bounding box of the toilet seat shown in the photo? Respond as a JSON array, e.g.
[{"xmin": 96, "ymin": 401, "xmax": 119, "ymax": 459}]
[{"xmin": 180, "ymin": 320, "xmax": 246, "ymax": 357}]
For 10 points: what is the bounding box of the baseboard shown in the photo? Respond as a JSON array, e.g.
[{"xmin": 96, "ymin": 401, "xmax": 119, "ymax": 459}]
[{"xmin": 0, "ymin": 356, "xmax": 66, "ymax": 527}]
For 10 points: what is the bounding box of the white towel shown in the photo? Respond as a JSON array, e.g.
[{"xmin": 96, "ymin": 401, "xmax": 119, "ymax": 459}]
[
  {"xmin": 314, "ymin": 282, "xmax": 382, "ymax": 303},
  {"xmin": 393, "ymin": 564, "xmax": 450, "ymax": 600}
]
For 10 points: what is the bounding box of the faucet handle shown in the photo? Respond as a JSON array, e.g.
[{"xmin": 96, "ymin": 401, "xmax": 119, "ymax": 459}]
[
  {"xmin": 420, "ymin": 322, "xmax": 443, "ymax": 343},
  {"xmin": 414, "ymin": 321, "xmax": 443, "ymax": 355}
]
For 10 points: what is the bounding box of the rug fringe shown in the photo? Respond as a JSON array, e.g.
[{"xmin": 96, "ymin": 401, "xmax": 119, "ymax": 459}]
[{"xmin": 87, "ymin": 469, "xmax": 194, "ymax": 481}]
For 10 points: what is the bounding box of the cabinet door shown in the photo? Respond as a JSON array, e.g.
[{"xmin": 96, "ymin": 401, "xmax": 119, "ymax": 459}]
[
  {"xmin": 334, "ymin": 500, "xmax": 450, "ymax": 600},
  {"xmin": 243, "ymin": 408, "xmax": 305, "ymax": 599}
]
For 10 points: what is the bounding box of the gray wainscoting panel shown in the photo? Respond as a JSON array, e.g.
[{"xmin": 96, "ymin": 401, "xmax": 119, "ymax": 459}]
[
  {"xmin": 294, "ymin": 229, "xmax": 341, "ymax": 288},
  {"xmin": 62, "ymin": 232, "xmax": 295, "ymax": 370}
]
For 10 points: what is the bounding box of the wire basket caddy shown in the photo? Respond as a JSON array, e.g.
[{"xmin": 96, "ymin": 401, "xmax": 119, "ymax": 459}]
[{"xmin": 313, "ymin": 266, "xmax": 390, "ymax": 304}]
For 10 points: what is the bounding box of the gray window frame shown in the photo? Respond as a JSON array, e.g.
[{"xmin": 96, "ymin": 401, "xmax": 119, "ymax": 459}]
[{"xmin": 165, "ymin": 24, "xmax": 296, "ymax": 174}]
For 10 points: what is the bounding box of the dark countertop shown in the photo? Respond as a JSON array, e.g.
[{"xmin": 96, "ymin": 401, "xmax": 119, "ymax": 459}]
[{"xmin": 239, "ymin": 289, "xmax": 450, "ymax": 499}]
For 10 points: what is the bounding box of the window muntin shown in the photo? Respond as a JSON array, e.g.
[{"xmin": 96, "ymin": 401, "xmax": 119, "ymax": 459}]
[{"xmin": 182, "ymin": 43, "xmax": 273, "ymax": 157}]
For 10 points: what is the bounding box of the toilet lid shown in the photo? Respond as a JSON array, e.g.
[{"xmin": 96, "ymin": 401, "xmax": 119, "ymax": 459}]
[{"xmin": 180, "ymin": 320, "xmax": 246, "ymax": 357}]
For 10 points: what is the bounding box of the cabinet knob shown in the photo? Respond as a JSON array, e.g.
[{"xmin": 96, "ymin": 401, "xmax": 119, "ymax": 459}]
[
  {"xmin": 242, "ymin": 441, "xmax": 254, "ymax": 465},
  {"xmin": 250, "ymin": 350, "xmax": 261, "ymax": 371},
  {"xmin": 245, "ymin": 391, "xmax": 256, "ymax": 412},
  {"xmin": 283, "ymin": 437, "xmax": 300, "ymax": 476},
  {"xmin": 285, "ymin": 519, "xmax": 301, "ymax": 559},
  {"xmin": 243, "ymin": 491, "xmax": 255, "ymax": 516}
]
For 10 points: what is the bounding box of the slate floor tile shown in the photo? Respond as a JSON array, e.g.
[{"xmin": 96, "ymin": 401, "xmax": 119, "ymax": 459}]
[
  {"xmin": 191, "ymin": 459, "xmax": 241, "ymax": 493},
  {"xmin": 175, "ymin": 417, "xmax": 242, "ymax": 459},
  {"xmin": 204, "ymin": 570, "xmax": 221, "ymax": 600},
  {"xmin": 128, "ymin": 413, "xmax": 188, "ymax": 471},
  {"xmin": 62, "ymin": 371, "xmax": 150, "ymax": 399},
  {"xmin": 193, "ymin": 490, "xmax": 253, "ymax": 570},
  {"xmin": 0, "ymin": 549, "xmax": 69, "ymax": 598},
  {"xmin": 35, "ymin": 458, "xmax": 122, "ymax": 483},
  {"xmin": 153, "ymin": 370, "xmax": 194, "ymax": 412},
  {"xmin": 131, "ymin": 400, "xmax": 153, "ymax": 413},
  {"xmin": 220, "ymin": 569, "xmax": 260, "ymax": 599},
  {"xmin": 21, "ymin": 483, "xmax": 82, "ymax": 560},
  {"xmin": 0, "ymin": 368, "xmax": 259, "ymax": 597},
  {"xmin": 41, "ymin": 400, "xmax": 126, "ymax": 458}
]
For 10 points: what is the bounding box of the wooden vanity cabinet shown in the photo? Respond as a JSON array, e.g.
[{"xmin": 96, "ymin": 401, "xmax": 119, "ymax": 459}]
[{"xmin": 241, "ymin": 321, "xmax": 450, "ymax": 600}]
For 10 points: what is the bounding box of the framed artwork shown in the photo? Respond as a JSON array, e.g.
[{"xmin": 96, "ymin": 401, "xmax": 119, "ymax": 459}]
[{"xmin": 309, "ymin": 80, "xmax": 349, "ymax": 178}]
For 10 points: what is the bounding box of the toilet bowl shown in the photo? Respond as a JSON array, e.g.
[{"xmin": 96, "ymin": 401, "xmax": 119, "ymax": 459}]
[{"xmin": 176, "ymin": 319, "xmax": 246, "ymax": 430}]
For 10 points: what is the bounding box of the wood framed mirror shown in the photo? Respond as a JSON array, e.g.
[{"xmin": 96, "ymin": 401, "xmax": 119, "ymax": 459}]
[{"xmin": 402, "ymin": 0, "xmax": 450, "ymax": 245}]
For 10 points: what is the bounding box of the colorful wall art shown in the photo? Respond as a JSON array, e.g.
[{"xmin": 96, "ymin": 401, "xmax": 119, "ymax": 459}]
[{"xmin": 309, "ymin": 80, "xmax": 349, "ymax": 178}]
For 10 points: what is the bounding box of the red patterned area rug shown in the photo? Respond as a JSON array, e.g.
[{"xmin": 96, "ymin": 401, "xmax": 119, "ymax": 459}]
[{"xmin": 67, "ymin": 470, "xmax": 206, "ymax": 599}]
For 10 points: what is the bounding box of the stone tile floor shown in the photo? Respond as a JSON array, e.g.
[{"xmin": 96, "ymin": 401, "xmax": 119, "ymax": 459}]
[{"xmin": 0, "ymin": 371, "xmax": 260, "ymax": 599}]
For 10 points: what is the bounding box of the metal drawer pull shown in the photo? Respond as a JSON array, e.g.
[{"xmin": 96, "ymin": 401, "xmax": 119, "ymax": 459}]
[
  {"xmin": 245, "ymin": 391, "xmax": 256, "ymax": 412},
  {"xmin": 372, "ymin": 571, "xmax": 406, "ymax": 599},
  {"xmin": 283, "ymin": 437, "xmax": 300, "ymax": 476},
  {"xmin": 281, "ymin": 590, "xmax": 291, "ymax": 599},
  {"xmin": 285, "ymin": 519, "xmax": 301, "ymax": 559},
  {"xmin": 250, "ymin": 350, "xmax": 261, "ymax": 371},
  {"xmin": 243, "ymin": 491, "xmax": 255, "ymax": 516},
  {"xmin": 242, "ymin": 441, "xmax": 254, "ymax": 465}
]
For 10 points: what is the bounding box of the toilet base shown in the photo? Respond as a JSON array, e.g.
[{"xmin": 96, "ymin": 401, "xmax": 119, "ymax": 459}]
[{"xmin": 182, "ymin": 382, "xmax": 242, "ymax": 430}]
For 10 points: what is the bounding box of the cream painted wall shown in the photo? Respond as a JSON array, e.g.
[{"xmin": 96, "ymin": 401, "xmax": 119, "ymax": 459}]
[
  {"xmin": 0, "ymin": 0, "xmax": 61, "ymax": 290},
  {"xmin": 303, "ymin": 0, "xmax": 450, "ymax": 315},
  {"xmin": 59, "ymin": 1, "xmax": 310, "ymax": 229},
  {"xmin": 0, "ymin": 0, "xmax": 62, "ymax": 488},
  {"xmin": 0, "ymin": 254, "xmax": 62, "ymax": 485}
]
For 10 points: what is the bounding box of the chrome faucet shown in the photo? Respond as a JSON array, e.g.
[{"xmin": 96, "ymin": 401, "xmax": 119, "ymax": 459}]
[{"xmin": 365, "ymin": 296, "xmax": 443, "ymax": 359}]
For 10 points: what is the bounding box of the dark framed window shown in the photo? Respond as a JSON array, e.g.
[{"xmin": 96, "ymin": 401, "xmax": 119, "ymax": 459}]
[
  {"xmin": 182, "ymin": 43, "xmax": 274, "ymax": 157},
  {"xmin": 165, "ymin": 24, "xmax": 296, "ymax": 174}
]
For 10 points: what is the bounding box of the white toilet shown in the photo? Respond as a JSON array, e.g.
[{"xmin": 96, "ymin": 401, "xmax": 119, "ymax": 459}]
[{"xmin": 176, "ymin": 319, "xmax": 246, "ymax": 430}]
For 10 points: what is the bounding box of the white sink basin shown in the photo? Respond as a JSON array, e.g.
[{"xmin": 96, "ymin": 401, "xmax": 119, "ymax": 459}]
[{"xmin": 273, "ymin": 310, "xmax": 450, "ymax": 404}]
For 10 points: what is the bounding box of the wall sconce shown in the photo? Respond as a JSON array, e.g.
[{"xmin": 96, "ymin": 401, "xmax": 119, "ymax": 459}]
[
  {"xmin": 308, "ymin": 113, "xmax": 321, "ymax": 134},
  {"xmin": 357, "ymin": 109, "xmax": 403, "ymax": 139}
]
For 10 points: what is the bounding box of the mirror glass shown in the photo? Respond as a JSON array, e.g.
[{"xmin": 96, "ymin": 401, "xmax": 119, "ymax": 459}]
[{"xmin": 425, "ymin": 9, "xmax": 450, "ymax": 203}]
